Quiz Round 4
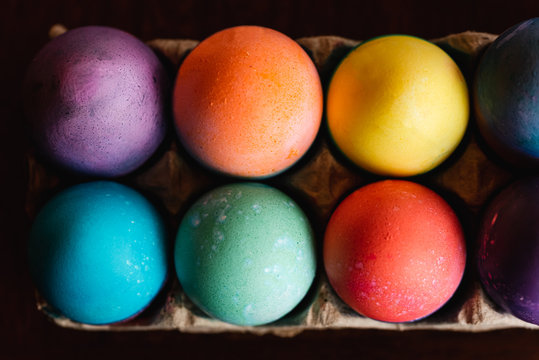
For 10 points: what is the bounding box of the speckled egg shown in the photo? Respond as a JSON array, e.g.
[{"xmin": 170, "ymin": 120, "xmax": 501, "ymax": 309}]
[
  {"xmin": 174, "ymin": 183, "xmax": 316, "ymax": 326},
  {"xmin": 327, "ymin": 35, "xmax": 469, "ymax": 176},
  {"xmin": 23, "ymin": 26, "xmax": 168, "ymax": 177},
  {"xmin": 474, "ymin": 18, "xmax": 539, "ymax": 165},
  {"xmin": 478, "ymin": 177, "xmax": 539, "ymax": 325},
  {"xmin": 173, "ymin": 26, "xmax": 323, "ymax": 178},
  {"xmin": 324, "ymin": 180, "xmax": 466, "ymax": 323},
  {"xmin": 28, "ymin": 181, "xmax": 168, "ymax": 325}
]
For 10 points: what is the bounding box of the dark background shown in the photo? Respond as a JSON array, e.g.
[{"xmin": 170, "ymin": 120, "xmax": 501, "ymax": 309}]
[{"xmin": 2, "ymin": 1, "xmax": 539, "ymax": 359}]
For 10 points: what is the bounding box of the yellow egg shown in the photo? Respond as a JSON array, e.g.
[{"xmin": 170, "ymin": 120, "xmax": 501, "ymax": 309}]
[{"xmin": 327, "ymin": 35, "xmax": 469, "ymax": 177}]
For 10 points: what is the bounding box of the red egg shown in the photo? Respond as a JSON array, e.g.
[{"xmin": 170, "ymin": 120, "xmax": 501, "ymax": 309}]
[{"xmin": 323, "ymin": 180, "xmax": 466, "ymax": 322}]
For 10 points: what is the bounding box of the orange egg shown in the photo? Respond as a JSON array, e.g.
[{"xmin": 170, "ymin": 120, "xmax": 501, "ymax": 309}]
[{"xmin": 173, "ymin": 26, "xmax": 323, "ymax": 178}]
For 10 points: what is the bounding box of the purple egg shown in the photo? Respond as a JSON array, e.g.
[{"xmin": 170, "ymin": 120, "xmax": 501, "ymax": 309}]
[
  {"xmin": 478, "ymin": 177, "xmax": 539, "ymax": 325},
  {"xmin": 23, "ymin": 26, "xmax": 168, "ymax": 177},
  {"xmin": 474, "ymin": 18, "xmax": 539, "ymax": 166}
]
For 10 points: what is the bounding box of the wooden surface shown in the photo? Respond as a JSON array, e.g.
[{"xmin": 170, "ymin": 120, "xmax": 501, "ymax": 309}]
[{"xmin": 1, "ymin": 1, "xmax": 539, "ymax": 359}]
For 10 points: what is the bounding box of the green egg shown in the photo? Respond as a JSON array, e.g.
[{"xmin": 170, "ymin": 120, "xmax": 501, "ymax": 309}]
[{"xmin": 174, "ymin": 182, "xmax": 316, "ymax": 326}]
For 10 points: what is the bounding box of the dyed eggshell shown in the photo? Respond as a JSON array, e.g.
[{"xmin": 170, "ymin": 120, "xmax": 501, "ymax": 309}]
[
  {"xmin": 174, "ymin": 183, "xmax": 316, "ymax": 326},
  {"xmin": 474, "ymin": 18, "xmax": 539, "ymax": 165},
  {"xmin": 324, "ymin": 180, "xmax": 466, "ymax": 323},
  {"xmin": 23, "ymin": 26, "xmax": 168, "ymax": 177},
  {"xmin": 327, "ymin": 35, "xmax": 469, "ymax": 176},
  {"xmin": 28, "ymin": 181, "xmax": 168, "ymax": 325},
  {"xmin": 173, "ymin": 26, "xmax": 323, "ymax": 178},
  {"xmin": 478, "ymin": 177, "xmax": 539, "ymax": 325}
]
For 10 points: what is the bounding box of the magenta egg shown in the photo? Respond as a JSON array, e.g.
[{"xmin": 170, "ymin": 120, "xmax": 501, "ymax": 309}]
[
  {"xmin": 478, "ymin": 177, "xmax": 539, "ymax": 325},
  {"xmin": 23, "ymin": 26, "xmax": 168, "ymax": 177}
]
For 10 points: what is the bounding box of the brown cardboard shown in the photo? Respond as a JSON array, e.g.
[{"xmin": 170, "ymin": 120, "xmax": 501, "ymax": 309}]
[{"xmin": 27, "ymin": 27, "xmax": 538, "ymax": 335}]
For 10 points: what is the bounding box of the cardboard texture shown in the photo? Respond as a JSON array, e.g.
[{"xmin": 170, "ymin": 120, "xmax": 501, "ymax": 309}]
[{"xmin": 26, "ymin": 26, "xmax": 538, "ymax": 335}]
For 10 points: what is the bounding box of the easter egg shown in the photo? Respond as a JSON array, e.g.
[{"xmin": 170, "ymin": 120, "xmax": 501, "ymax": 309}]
[
  {"xmin": 23, "ymin": 26, "xmax": 168, "ymax": 177},
  {"xmin": 474, "ymin": 18, "xmax": 539, "ymax": 165},
  {"xmin": 327, "ymin": 35, "xmax": 469, "ymax": 176},
  {"xmin": 174, "ymin": 183, "xmax": 316, "ymax": 326},
  {"xmin": 28, "ymin": 181, "xmax": 168, "ymax": 325},
  {"xmin": 478, "ymin": 177, "xmax": 539, "ymax": 325},
  {"xmin": 173, "ymin": 26, "xmax": 323, "ymax": 178},
  {"xmin": 324, "ymin": 180, "xmax": 466, "ymax": 322}
]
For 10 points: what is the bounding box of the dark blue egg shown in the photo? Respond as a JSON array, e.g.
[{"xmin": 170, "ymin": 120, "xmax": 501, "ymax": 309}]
[
  {"xmin": 28, "ymin": 181, "xmax": 168, "ymax": 325},
  {"xmin": 478, "ymin": 177, "xmax": 539, "ymax": 325},
  {"xmin": 474, "ymin": 18, "xmax": 539, "ymax": 165}
]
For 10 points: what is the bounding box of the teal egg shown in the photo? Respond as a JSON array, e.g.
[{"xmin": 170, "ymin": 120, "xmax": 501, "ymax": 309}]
[
  {"xmin": 174, "ymin": 183, "xmax": 316, "ymax": 326},
  {"xmin": 28, "ymin": 181, "xmax": 168, "ymax": 325}
]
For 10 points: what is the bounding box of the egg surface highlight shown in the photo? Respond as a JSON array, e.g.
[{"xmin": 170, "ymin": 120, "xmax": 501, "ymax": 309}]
[
  {"xmin": 174, "ymin": 183, "xmax": 316, "ymax": 326},
  {"xmin": 173, "ymin": 26, "xmax": 323, "ymax": 178}
]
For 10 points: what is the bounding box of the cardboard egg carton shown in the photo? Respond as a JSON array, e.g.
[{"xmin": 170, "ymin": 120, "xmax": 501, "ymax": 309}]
[{"xmin": 26, "ymin": 26, "xmax": 538, "ymax": 336}]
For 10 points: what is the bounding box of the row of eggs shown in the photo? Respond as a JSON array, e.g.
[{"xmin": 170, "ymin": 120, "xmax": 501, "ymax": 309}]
[
  {"xmin": 28, "ymin": 176, "xmax": 539, "ymax": 326},
  {"xmin": 24, "ymin": 18, "xmax": 539, "ymax": 327},
  {"xmin": 24, "ymin": 20, "xmax": 539, "ymax": 179}
]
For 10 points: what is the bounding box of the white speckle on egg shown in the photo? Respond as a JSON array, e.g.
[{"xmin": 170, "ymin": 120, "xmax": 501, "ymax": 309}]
[
  {"xmin": 273, "ymin": 236, "xmax": 289, "ymax": 249},
  {"xmin": 243, "ymin": 304, "xmax": 254, "ymax": 317},
  {"xmin": 214, "ymin": 230, "xmax": 224, "ymax": 242},
  {"xmin": 202, "ymin": 194, "xmax": 212, "ymax": 206},
  {"xmin": 190, "ymin": 213, "xmax": 201, "ymax": 227},
  {"xmin": 252, "ymin": 204, "xmax": 261, "ymax": 214}
]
